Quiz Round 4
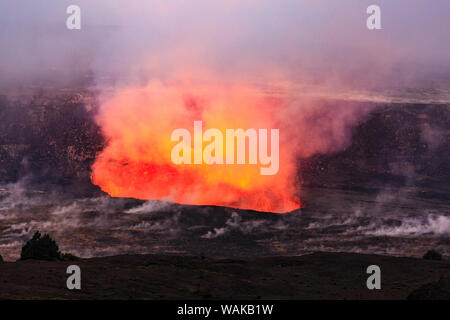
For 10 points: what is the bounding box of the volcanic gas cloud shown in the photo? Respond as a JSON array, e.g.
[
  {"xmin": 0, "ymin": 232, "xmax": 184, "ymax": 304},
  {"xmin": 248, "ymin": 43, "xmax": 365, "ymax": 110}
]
[{"xmin": 91, "ymin": 81, "xmax": 301, "ymax": 213}]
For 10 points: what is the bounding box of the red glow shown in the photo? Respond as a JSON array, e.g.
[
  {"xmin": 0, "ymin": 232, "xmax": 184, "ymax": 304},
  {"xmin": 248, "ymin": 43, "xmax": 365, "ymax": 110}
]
[{"xmin": 91, "ymin": 81, "xmax": 300, "ymax": 213}]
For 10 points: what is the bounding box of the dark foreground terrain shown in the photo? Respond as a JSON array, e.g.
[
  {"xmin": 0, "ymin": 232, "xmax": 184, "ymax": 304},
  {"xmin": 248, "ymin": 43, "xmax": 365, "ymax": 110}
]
[{"xmin": 0, "ymin": 252, "xmax": 448, "ymax": 300}]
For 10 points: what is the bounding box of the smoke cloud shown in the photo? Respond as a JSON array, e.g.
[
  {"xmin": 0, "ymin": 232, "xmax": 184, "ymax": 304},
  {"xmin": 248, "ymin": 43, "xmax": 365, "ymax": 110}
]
[{"xmin": 0, "ymin": 0, "xmax": 448, "ymax": 90}]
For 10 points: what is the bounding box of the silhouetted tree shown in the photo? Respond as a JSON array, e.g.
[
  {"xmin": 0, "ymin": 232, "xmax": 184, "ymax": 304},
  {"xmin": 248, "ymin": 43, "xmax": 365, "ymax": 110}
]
[
  {"xmin": 20, "ymin": 231, "xmax": 61, "ymax": 261},
  {"xmin": 423, "ymin": 250, "xmax": 442, "ymax": 261},
  {"xmin": 61, "ymin": 253, "xmax": 79, "ymax": 261}
]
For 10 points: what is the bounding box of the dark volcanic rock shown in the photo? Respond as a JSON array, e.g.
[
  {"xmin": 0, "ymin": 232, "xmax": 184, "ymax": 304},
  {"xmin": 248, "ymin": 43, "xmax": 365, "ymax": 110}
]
[
  {"xmin": 299, "ymin": 104, "xmax": 450, "ymax": 198},
  {"xmin": 407, "ymin": 276, "xmax": 450, "ymax": 300},
  {"xmin": 0, "ymin": 92, "xmax": 104, "ymax": 196},
  {"xmin": 0, "ymin": 252, "xmax": 448, "ymax": 299}
]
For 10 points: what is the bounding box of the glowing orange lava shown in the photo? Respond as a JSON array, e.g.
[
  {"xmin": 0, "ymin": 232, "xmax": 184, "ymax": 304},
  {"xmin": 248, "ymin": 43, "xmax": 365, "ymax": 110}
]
[{"xmin": 91, "ymin": 81, "xmax": 300, "ymax": 213}]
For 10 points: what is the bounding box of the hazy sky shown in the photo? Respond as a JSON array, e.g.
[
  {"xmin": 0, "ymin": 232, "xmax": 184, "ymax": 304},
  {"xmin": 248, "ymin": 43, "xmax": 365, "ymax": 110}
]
[{"xmin": 0, "ymin": 0, "xmax": 449, "ymax": 89}]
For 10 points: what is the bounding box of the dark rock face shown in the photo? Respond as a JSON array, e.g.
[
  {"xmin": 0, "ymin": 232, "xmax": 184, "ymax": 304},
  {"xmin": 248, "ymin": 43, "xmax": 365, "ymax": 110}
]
[
  {"xmin": 299, "ymin": 104, "xmax": 450, "ymax": 198},
  {"xmin": 0, "ymin": 92, "xmax": 104, "ymax": 196}
]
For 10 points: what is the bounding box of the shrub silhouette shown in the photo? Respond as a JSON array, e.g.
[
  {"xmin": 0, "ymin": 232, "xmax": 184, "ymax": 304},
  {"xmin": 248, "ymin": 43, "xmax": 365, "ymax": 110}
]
[
  {"xmin": 20, "ymin": 231, "xmax": 62, "ymax": 261},
  {"xmin": 423, "ymin": 250, "xmax": 442, "ymax": 261},
  {"xmin": 61, "ymin": 253, "xmax": 79, "ymax": 261}
]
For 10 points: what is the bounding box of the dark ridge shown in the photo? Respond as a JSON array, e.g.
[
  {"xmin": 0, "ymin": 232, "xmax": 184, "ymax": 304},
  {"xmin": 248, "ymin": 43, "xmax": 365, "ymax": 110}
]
[{"xmin": 0, "ymin": 252, "xmax": 448, "ymax": 299}]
